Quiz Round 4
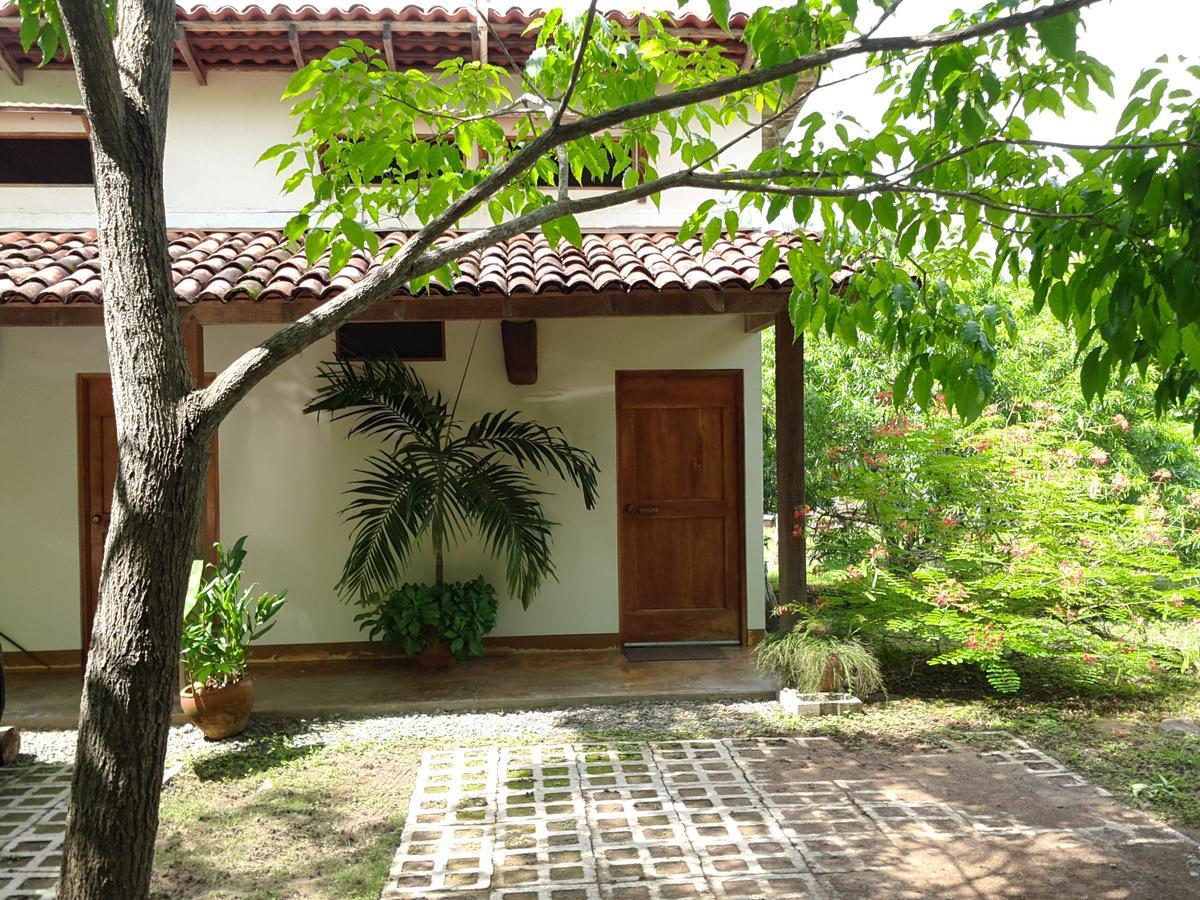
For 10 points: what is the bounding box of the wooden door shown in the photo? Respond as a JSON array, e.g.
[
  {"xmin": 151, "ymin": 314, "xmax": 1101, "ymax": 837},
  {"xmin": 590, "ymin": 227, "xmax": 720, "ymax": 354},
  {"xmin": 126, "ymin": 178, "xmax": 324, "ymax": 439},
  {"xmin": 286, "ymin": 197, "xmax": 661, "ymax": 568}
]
[
  {"xmin": 77, "ymin": 374, "xmax": 219, "ymax": 658},
  {"xmin": 616, "ymin": 370, "xmax": 745, "ymax": 644}
]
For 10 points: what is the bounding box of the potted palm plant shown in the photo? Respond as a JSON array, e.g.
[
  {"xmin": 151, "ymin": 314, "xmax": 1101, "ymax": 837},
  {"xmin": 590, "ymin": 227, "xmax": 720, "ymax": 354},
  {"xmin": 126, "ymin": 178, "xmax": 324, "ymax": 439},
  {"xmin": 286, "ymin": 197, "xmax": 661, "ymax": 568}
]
[
  {"xmin": 306, "ymin": 353, "xmax": 599, "ymax": 664},
  {"xmin": 180, "ymin": 537, "xmax": 287, "ymax": 739}
]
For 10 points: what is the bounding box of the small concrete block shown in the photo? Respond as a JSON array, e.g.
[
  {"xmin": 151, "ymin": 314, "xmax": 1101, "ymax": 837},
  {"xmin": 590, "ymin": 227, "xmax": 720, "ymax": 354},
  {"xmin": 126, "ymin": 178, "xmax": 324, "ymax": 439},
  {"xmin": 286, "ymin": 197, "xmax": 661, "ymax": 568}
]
[{"xmin": 778, "ymin": 690, "xmax": 862, "ymax": 717}]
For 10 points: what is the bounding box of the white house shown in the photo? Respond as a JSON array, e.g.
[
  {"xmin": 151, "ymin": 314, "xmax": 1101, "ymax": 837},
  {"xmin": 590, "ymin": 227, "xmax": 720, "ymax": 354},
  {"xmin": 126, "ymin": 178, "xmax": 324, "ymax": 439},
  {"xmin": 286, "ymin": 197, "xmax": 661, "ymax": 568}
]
[{"xmin": 0, "ymin": 3, "xmax": 809, "ymax": 667}]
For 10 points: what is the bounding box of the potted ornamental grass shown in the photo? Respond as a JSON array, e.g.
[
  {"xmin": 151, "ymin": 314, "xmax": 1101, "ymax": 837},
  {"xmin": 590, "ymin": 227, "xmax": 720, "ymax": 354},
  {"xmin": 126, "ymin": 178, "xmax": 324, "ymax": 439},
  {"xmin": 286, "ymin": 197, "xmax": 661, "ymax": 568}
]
[
  {"xmin": 306, "ymin": 355, "xmax": 598, "ymax": 666},
  {"xmin": 180, "ymin": 537, "xmax": 286, "ymax": 739},
  {"xmin": 755, "ymin": 611, "xmax": 882, "ymax": 716}
]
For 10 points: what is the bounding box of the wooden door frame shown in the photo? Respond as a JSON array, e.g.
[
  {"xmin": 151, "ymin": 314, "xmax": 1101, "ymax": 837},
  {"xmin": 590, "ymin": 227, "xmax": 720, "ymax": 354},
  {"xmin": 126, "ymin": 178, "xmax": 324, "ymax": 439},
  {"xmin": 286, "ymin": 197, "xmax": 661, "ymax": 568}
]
[
  {"xmin": 614, "ymin": 368, "xmax": 748, "ymax": 646},
  {"xmin": 76, "ymin": 373, "xmax": 220, "ymax": 658}
]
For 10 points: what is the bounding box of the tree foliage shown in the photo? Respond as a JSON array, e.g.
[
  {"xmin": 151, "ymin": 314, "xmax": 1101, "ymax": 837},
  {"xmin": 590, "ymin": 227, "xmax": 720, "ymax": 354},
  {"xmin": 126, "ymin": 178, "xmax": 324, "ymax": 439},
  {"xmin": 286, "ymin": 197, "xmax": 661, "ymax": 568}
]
[{"xmin": 21, "ymin": 0, "xmax": 1199, "ymax": 423}]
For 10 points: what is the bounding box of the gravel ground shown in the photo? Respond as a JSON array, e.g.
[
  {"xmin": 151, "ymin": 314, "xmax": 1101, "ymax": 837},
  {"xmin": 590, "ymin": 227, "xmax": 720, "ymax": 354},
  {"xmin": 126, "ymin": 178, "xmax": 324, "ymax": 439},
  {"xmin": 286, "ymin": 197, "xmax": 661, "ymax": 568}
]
[{"xmin": 15, "ymin": 700, "xmax": 788, "ymax": 767}]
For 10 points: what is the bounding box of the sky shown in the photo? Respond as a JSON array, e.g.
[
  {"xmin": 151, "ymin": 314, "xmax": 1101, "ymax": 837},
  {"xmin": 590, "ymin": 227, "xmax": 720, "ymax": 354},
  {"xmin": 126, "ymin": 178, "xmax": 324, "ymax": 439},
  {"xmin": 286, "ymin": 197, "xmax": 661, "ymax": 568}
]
[{"xmin": 807, "ymin": 0, "xmax": 1200, "ymax": 145}]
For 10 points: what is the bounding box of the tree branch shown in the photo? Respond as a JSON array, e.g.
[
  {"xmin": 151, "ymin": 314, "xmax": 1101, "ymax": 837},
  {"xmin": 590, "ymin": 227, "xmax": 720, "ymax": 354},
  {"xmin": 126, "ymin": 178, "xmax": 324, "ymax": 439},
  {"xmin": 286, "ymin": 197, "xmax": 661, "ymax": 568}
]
[
  {"xmin": 198, "ymin": 0, "xmax": 1105, "ymax": 425},
  {"xmin": 57, "ymin": 0, "xmax": 126, "ymax": 158},
  {"xmin": 112, "ymin": 0, "xmax": 175, "ymax": 130}
]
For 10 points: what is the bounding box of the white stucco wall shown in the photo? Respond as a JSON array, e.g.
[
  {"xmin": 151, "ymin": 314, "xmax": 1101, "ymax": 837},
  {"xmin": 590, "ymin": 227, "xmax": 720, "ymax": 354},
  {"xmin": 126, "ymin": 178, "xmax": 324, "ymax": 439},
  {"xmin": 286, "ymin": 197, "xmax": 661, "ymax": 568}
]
[
  {"xmin": 0, "ymin": 69, "xmax": 761, "ymax": 231},
  {"xmin": 0, "ymin": 318, "xmax": 764, "ymax": 652}
]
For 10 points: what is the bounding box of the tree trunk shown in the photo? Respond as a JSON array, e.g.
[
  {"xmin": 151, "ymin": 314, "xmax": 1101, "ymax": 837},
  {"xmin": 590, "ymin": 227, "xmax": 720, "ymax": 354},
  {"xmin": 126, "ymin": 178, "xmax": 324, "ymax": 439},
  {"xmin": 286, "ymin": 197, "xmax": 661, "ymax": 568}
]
[
  {"xmin": 59, "ymin": 447, "xmax": 208, "ymax": 898},
  {"xmin": 56, "ymin": 3, "xmax": 207, "ymax": 893}
]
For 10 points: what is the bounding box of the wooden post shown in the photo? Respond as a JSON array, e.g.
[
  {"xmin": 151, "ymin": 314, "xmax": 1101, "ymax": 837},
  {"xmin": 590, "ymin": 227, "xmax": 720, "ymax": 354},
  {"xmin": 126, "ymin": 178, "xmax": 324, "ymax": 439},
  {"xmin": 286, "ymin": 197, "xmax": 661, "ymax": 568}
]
[
  {"xmin": 181, "ymin": 323, "xmax": 219, "ymax": 558},
  {"xmin": 182, "ymin": 321, "xmax": 204, "ymax": 385},
  {"xmin": 774, "ymin": 312, "xmax": 806, "ymax": 631}
]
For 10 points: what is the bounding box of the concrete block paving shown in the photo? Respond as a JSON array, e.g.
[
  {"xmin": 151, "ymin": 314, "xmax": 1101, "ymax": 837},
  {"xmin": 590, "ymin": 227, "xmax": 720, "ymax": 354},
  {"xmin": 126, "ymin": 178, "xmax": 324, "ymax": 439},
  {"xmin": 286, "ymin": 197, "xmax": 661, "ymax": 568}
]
[
  {"xmin": 0, "ymin": 765, "xmax": 70, "ymax": 900},
  {"xmin": 381, "ymin": 735, "xmax": 1200, "ymax": 899}
]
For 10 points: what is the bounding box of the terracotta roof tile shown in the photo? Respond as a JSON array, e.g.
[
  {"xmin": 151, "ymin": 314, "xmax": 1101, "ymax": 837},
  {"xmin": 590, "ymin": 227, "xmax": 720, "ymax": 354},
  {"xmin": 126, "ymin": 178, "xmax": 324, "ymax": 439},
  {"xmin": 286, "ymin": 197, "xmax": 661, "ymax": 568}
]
[
  {"xmin": 1, "ymin": 3, "xmax": 748, "ymax": 74},
  {"xmin": 0, "ymin": 229, "xmax": 829, "ymax": 307}
]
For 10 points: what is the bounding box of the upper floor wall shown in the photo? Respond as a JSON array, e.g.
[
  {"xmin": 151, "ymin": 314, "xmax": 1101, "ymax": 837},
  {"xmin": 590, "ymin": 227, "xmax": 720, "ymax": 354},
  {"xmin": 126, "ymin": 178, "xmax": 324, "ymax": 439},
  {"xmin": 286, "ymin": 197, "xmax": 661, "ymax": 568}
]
[{"xmin": 0, "ymin": 4, "xmax": 770, "ymax": 232}]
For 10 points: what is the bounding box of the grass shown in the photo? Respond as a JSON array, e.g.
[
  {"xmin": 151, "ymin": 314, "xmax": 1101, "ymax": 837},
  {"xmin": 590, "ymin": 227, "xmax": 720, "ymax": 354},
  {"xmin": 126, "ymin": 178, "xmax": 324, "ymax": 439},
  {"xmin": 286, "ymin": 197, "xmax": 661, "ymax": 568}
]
[
  {"xmin": 152, "ymin": 739, "xmax": 421, "ymax": 900},
  {"xmin": 150, "ymin": 656, "xmax": 1200, "ymax": 898}
]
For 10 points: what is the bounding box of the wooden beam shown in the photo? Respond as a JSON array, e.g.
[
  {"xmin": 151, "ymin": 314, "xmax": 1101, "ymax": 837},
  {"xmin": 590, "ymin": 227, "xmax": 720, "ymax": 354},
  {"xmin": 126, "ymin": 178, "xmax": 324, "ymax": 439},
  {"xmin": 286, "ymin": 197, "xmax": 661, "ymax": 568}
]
[
  {"xmin": 470, "ymin": 16, "xmax": 488, "ymax": 67},
  {"xmin": 774, "ymin": 312, "xmax": 806, "ymax": 631},
  {"xmin": 287, "ymin": 24, "xmax": 304, "ymax": 69},
  {"xmin": 0, "ymin": 290, "xmax": 788, "ymax": 327},
  {"xmin": 175, "ymin": 25, "xmax": 207, "ymax": 86},
  {"xmin": 0, "ymin": 42, "xmax": 22, "ymax": 86},
  {"xmin": 743, "ymin": 313, "xmax": 774, "ymax": 333},
  {"xmin": 500, "ymin": 319, "xmax": 538, "ymax": 385},
  {"xmin": 381, "ymin": 23, "xmax": 396, "ymax": 71}
]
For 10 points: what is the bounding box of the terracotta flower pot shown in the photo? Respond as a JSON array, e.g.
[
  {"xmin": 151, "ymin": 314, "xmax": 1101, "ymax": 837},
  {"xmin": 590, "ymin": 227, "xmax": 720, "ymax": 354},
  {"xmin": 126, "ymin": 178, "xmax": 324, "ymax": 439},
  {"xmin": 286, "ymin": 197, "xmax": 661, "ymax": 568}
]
[
  {"xmin": 415, "ymin": 640, "xmax": 456, "ymax": 669},
  {"xmin": 818, "ymin": 653, "xmax": 844, "ymax": 693},
  {"xmin": 180, "ymin": 676, "xmax": 255, "ymax": 740}
]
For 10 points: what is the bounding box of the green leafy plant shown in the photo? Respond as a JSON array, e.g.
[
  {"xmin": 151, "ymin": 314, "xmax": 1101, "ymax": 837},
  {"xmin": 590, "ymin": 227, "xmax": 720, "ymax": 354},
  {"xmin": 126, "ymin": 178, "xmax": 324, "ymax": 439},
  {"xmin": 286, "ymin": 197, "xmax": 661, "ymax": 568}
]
[
  {"xmin": 181, "ymin": 537, "xmax": 287, "ymax": 690},
  {"xmin": 355, "ymin": 577, "xmax": 497, "ymax": 660},
  {"xmin": 792, "ymin": 289, "xmax": 1200, "ymax": 692},
  {"xmin": 756, "ymin": 616, "xmax": 883, "ymax": 696},
  {"xmin": 305, "ymin": 354, "xmax": 599, "ymax": 606}
]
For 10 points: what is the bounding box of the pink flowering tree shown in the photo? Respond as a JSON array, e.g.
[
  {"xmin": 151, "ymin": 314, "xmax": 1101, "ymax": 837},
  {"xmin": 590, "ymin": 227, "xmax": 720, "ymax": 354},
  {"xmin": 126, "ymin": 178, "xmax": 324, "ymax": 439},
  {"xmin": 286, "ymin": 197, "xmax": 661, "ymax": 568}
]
[{"xmin": 795, "ymin": 295, "xmax": 1200, "ymax": 692}]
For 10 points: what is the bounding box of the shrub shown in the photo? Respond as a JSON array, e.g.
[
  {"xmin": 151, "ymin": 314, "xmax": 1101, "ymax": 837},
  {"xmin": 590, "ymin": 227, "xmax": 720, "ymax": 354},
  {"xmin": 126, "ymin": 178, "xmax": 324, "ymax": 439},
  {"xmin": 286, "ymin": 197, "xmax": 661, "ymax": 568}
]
[
  {"xmin": 785, "ymin": 279, "xmax": 1200, "ymax": 692},
  {"xmin": 801, "ymin": 369, "xmax": 1200, "ymax": 692},
  {"xmin": 355, "ymin": 577, "xmax": 498, "ymax": 660}
]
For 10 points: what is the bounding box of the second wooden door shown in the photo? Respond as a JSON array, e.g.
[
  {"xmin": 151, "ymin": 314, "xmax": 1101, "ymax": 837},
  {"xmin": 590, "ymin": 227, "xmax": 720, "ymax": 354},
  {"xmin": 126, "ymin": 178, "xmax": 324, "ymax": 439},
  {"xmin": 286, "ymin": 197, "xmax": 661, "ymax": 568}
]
[{"xmin": 616, "ymin": 370, "xmax": 744, "ymax": 644}]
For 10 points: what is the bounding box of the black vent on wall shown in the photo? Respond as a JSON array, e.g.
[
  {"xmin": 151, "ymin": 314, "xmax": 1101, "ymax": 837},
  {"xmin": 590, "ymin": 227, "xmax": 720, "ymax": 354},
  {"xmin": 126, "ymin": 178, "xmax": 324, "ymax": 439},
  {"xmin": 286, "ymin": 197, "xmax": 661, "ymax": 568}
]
[
  {"xmin": 0, "ymin": 137, "xmax": 94, "ymax": 185},
  {"xmin": 336, "ymin": 322, "xmax": 446, "ymax": 362}
]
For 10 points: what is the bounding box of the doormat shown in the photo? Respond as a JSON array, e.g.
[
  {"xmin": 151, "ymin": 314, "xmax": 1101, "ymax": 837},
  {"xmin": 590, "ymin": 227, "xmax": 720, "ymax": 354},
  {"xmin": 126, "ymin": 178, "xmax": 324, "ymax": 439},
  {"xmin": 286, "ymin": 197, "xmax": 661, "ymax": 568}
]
[{"xmin": 623, "ymin": 645, "xmax": 729, "ymax": 662}]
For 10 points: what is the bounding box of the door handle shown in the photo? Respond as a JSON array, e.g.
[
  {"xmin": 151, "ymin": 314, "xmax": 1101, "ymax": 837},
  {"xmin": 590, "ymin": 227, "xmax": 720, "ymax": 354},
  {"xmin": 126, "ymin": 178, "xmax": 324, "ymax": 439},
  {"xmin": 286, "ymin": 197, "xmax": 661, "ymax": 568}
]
[
  {"xmin": 91, "ymin": 514, "xmax": 107, "ymax": 525},
  {"xmin": 623, "ymin": 504, "xmax": 660, "ymax": 516}
]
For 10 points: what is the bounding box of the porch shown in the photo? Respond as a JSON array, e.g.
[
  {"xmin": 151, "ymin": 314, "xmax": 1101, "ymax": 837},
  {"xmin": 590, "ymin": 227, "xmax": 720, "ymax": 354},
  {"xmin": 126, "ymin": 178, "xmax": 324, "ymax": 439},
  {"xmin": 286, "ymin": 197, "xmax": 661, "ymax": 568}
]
[
  {"xmin": 0, "ymin": 228, "xmax": 814, "ymax": 661},
  {"xmin": 1, "ymin": 648, "xmax": 775, "ymax": 730}
]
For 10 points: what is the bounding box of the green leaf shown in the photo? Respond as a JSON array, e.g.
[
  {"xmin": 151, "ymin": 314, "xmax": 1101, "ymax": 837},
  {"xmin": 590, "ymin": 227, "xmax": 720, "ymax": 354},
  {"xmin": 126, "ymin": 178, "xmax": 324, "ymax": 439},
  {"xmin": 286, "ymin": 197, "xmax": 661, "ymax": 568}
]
[
  {"xmin": 283, "ymin": 63, "xmax": 325, "ymax": 99},
  {"xmin": 724, "ymin": 209, "xmax": 739, "ymax": 241},
  {"xmin": 1034, "ymin": 13, "xmax": 1078, "ymax": 62},
  {"xmin": 709, "ymin": 0, "xmax": 731, "ymax": 32},
  {"xmin": 701, "ymin": 217, "xmax": 723, "ymax": 254},
  {"xmin": 558, "ymin": 214, "xmax": 583, "ymax": 248},
  {"xmin": 526, "ymin": 46, "xmax": 548, "ymax": 78},
  {"xmin": 340, "ymin": 218, "xmax": 369, "ymax": 249},
  {"xmin": 19, "ymin": 14, "xmax": 39, "ymax": 53},
  {"xmin": 872, "ymin": 195, "xmax": 898, "ymax": 232},
  {"xmin": 329, "ymin": 240, "xmax": 353, "ymax": 277},
  {"xmin": 304, "ymin": 229, "xmax": 330, "ymax": 265},
  {"xmin": 1181, "ymin": 325, "xmax": 1200, "ymax": 374},
  {"xmin": 754, "ymin": 239, "xmax": 781, "ymax": 288},
  {"xmin": 1080, "ymin": 346, "xmax": 1107, "ymax": 403}
]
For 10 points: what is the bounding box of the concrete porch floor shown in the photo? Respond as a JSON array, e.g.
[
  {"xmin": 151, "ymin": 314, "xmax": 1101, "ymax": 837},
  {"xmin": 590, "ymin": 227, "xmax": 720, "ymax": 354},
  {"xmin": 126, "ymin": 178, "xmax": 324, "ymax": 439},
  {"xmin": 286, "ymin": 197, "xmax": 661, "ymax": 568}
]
[{"xmin": 2, "ymin": 648, "xmax": 776, "ymax": 730}]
